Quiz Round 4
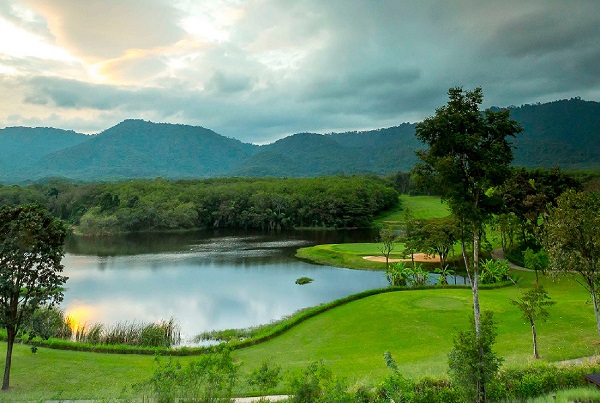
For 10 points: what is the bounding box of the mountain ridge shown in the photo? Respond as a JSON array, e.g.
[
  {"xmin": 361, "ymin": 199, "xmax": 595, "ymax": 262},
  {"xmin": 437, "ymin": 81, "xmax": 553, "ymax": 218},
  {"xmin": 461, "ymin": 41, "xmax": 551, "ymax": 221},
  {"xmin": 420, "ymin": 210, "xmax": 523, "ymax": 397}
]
[{"xmin": 1, "ymin": 98, "xmax": 599, "ymax": 183}]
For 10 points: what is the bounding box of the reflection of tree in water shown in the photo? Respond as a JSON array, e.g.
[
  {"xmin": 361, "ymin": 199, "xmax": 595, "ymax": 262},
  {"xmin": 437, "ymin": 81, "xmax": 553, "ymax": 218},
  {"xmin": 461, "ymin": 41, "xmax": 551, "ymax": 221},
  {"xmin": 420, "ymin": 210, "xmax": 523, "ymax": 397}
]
[{"xmin": 65, "ymin": 228, "xmax": 378, "ymax": 257}]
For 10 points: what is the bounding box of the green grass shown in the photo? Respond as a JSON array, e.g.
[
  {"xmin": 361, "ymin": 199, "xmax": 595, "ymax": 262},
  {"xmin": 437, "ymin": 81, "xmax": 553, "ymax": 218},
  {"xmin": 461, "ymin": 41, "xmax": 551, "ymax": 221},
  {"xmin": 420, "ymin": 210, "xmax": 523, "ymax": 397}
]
[
  {"xmin": 1, "ymin": 270, "xmax": 598, "ymax": 400},
  {"xmin": 235, "ymin": 270, "xmax": 599, "ymax": 382},
  {"xmin": 296, "ymin": 243, "xmax": 398, "ymax": 270},
  {"xmin": 375, "ymin": 194, "xmax": 450, "ymax": 225},
  {"xmin": 527, "ymin": 386, "xmax": 600, "ymax": 402}
]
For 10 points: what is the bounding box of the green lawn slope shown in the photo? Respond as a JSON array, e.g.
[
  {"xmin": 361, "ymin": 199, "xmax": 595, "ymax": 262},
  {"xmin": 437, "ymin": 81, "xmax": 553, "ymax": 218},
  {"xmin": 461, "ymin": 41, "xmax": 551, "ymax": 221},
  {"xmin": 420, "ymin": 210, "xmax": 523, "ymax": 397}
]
[
  {"xmin": 2, "ymin": 270, "xmax": 598, "ymax": 400},
  {"xmin": 375, "ymin": 194, "xmax": 450, "ymax": 225}
]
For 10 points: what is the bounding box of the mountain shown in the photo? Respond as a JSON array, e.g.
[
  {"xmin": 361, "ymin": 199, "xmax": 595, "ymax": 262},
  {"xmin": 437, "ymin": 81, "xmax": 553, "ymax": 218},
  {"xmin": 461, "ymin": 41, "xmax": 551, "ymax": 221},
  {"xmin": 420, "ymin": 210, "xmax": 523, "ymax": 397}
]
[
  {"xmin": 28, "ymin": 120, "xmax": 258, "ymax": 180},
  {"xmin": 233, "ymin": 124, "xmax": 421, "ymax": 176},
  {"xmin": 507, "ymin": 98, "xmax": 600, "ymax": 169},
  {"xmin": 0, "ymin": 98, "xmax": 598, "ymax": 183},
  {"xmin": 0, "ymin": 127, "xmax": 89, "ymax": 181}
]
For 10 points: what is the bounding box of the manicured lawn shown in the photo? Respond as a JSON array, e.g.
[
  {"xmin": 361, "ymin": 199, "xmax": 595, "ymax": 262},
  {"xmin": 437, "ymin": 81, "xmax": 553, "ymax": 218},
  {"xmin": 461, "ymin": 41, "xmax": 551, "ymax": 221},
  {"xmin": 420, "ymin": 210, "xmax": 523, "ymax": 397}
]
[
  {"xmin": 2, "ymin": 269, "xmax": 598, "ymax": 400},
  {"xmin": 375, "ymin": 194, "xmax": 450, "ymax": 225},
  {"xmin": 236, "ymin": 270, "xmax": 599, "ymax": 381}
]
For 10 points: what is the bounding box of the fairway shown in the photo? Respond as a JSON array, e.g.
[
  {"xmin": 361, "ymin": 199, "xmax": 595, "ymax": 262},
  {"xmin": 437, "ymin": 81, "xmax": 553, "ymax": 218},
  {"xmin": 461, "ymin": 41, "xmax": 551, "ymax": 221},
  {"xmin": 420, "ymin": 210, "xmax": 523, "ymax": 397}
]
[
  {"xmin": 2, "ymin": 269, "xmax": 599, "ymax": 400},
  {"xmin": 375, "ymin": 194, "xmax": 451, "ymax": 225}
]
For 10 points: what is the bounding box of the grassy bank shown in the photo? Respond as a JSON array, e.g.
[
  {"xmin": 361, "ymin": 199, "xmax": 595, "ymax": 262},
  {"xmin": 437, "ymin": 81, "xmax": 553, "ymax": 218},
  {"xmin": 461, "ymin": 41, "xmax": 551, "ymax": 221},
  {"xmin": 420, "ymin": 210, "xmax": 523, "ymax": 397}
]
[
  {"xmin": 2, "ymin": 269, "xmax": 598, "ymax": 400},
  {"xmin": 375, "ymin": 194, "xmax": 450, "ymax": 226}
]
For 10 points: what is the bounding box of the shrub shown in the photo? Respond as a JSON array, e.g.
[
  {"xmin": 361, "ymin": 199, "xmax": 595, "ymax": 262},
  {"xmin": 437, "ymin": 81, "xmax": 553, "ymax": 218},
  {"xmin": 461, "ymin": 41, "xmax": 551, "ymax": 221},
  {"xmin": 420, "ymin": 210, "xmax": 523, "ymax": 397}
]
[
  {"xmin": 480, "ymin": 259, "xmax": 510, "ymax": 284},
  {"xmin": 448, "ymin": 311, "xmax": 502, "ymax": 403},
  {"xmin": 295, "ymin": 277, "xmax": 314, "ymax": 285}
]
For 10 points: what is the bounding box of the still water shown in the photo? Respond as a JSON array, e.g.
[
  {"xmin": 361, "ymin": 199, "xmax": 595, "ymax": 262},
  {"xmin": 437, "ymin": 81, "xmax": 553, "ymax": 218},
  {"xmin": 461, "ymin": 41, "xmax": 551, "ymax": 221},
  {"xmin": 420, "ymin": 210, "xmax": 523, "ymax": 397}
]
[{"xmin": 61, "ymin": 229, "xmax": 388, "ymax": 342}]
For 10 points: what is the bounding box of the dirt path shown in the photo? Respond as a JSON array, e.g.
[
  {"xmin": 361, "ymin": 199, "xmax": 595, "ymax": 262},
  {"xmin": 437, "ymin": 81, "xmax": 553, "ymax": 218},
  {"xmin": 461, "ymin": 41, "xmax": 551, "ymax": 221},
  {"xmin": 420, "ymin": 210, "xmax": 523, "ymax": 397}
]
[{"xmin": 490, "ymin": 248, "xmax": 532, "ymax": 271}]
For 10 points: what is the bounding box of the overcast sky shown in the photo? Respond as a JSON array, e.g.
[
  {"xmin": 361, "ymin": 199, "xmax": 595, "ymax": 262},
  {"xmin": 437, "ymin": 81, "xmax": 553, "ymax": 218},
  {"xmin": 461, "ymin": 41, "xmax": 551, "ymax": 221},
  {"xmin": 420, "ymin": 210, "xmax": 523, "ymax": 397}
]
[{"xmin": 1, "ymin": 1, "xmax": 599, "ymax": 144}]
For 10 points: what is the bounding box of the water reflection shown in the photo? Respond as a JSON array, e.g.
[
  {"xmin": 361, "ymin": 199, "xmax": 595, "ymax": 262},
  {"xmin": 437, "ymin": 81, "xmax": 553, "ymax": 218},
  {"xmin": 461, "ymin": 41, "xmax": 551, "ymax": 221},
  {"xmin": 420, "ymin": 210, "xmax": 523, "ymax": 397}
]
[{"xmin": 62, "ymin": 230, "xmax": 386, "ymax": 343}]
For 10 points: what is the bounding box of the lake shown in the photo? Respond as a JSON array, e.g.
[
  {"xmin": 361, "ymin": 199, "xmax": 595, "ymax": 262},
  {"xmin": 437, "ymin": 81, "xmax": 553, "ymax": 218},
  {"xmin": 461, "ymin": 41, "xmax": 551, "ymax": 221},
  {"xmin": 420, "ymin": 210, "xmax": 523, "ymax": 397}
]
[{"xmin": 61, "ymin": 229, "xmax": 388, "ymax": 343}]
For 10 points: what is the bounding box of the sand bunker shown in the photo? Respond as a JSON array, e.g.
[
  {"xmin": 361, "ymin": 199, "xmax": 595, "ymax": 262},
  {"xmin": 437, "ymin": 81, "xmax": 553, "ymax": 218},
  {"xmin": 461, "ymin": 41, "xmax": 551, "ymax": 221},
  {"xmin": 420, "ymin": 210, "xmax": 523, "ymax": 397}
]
[{"xmin": 363, "ymin": 253, "xmax": 441, "ymax": 263}]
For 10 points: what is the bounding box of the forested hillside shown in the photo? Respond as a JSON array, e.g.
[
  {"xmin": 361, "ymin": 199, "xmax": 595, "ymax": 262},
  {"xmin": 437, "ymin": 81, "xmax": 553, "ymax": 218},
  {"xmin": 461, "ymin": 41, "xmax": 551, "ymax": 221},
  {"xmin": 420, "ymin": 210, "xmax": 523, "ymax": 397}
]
[
  {"xmin": 509, "ymin": 98, "xmax": 600, "ymax": 169},
  {"xmin": 0, "ymin": 98, "xmax": 598, "ymax": 183}
]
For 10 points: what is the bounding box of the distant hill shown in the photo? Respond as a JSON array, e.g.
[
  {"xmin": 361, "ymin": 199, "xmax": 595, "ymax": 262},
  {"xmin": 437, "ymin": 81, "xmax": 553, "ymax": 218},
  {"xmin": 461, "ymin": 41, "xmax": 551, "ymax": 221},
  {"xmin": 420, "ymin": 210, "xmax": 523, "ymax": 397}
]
[
  {"xmin": 507, "ymin": 98, "xmax": 600, "ymax": 169},
  {"xmin": 233, "ymin": 124, "xmax": 421, "ymax": 176},
  {"xmin": 17, "ymin": 120, "xmax": 258, "ymax": 181},
  {"xmin": 0, "ymin": 98, "xmax": 598, "ymax": 183},
  {"xmin": 0, "ymin": 127, "xmax": 89, "ymax": 181}
]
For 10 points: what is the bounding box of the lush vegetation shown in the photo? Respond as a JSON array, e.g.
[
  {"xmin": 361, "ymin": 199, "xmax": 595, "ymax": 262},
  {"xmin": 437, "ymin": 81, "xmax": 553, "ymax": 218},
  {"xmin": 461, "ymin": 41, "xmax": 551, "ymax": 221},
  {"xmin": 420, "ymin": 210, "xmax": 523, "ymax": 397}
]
[{"xmin": 0, "ymin": 176, "xmax": 398, "ymax": 234}]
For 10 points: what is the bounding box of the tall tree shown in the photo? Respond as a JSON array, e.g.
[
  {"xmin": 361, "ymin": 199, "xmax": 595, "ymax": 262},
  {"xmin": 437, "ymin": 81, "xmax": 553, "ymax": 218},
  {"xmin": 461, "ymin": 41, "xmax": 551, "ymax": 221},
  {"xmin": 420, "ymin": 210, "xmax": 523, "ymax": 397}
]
[
  {"xmin": 415, "ymin": 87, "xmax": 523, "ymax": 338},
  {"xmin": 543, "ymin": 190, "xmax": 600, "ymax": 336},
  {"xmin": 0, "ymin": 205, "xmax": 67, "ymax": 390}
]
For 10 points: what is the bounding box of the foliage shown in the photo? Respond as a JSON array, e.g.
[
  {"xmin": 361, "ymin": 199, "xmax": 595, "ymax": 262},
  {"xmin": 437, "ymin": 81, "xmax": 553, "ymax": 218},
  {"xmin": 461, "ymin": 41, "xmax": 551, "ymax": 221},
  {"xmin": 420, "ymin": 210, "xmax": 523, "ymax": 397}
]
[
  {"xmin": 378, "ymin": 352, "xmax": 459, "ymax": 403},
  {"xmin": 0, "ymin": 176, "xmax": 398, "ymax": 234},
  {"xmin": 75, "ymin": 318, "xmax": 181, "ymax": 348},
  {"xmin": 377, "ymin": 226, "xmax": 397, "ymax": 269},
  {"xmin": 417, "ymin": 216, "xmax": 460, "ymax": 268},
  {"xmin": 385, "ymin": 262, "xmax": 412, "ymax": 286},
  {"xmin": 510, "ymin": 283, "xmax": 555, "ymax": 359},
  {"xmin": 434, "ymin": 265, "xmax": 455, "ymax": 285},
  {"xmin": 480, "ymin": 259, "xmax": 510, "ymax": 284},
  {"xmin": 414, "ymin": 86, "xmax": 523, "ymax": 342},
  {"xmin": 247, "ymin": 360, "xmax": 282, "ymax": 398},
  {"xmin": 295, "ymin": 277, "xmax": 313, "ymax": 285},
  {"xmin": 136, "ymin": 350, "xmax": 240, "ymax": 402},
  {"xmin": 0, "ymin": 204, "xmax": 67, "ymax": 390},
  {"xmin": 24, "ymin": 307, "xmax": 71, "ymax": 341},
  {"xmin": 498, "ymin": 167, "xmax": 583, "ymax": 246},
  {"xmin": 543, "ymin": 190, "xmax": 600, "ymax": 335},
  {"xmin": 523, "ymin": 247, "xmax": 549, "ymax": 282},
  {"xmin": 407, "ymin": 264, "xmax": 430, "ymax": 287},
  {"xmin": 448, "ymin": 311, "xmax": 502, "ymax": 403}
]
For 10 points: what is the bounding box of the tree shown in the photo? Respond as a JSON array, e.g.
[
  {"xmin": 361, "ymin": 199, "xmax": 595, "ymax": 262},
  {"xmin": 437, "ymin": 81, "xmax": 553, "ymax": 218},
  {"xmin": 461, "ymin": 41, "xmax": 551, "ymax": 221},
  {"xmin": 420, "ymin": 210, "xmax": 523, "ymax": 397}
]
[
  {"xmin": 523, "ymin": 248, "xmax": 549, "ymax": 283},
  {"xmin": 0, "ymin": 204, "xmax": 67, "ymax": 390},
  {"xmin": 415, "ymin": 87, "xmax": 522, "ymax": 338},
  {"xmin": 418, "ymin": 216, "xmax": 460, "ymax": 268},
  {"xmin": 543, "ymin": 190, "xmax": 600, "ymax": 336},
  {"xmin": 499, "ymin": 167, "xmax": 582, "ymax": 247},
  {"xmin": 510, "ymin": 284, "xmax": 555, "ymax": 359},
  {"xmin": 378, "ymin": 226, "xmax": 397, "ymax": 269}
]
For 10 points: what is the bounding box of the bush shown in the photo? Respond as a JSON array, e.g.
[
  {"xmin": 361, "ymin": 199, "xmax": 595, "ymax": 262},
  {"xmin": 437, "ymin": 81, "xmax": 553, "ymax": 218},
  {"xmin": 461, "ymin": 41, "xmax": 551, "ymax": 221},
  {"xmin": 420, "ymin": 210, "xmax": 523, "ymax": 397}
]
[
  {"xmin": 448, "ymin": 311, "xmax": 502, "ymax": 402},
  {"xmin": 480, "ymin": 259, "xmax": 510, "ymax": 284}
]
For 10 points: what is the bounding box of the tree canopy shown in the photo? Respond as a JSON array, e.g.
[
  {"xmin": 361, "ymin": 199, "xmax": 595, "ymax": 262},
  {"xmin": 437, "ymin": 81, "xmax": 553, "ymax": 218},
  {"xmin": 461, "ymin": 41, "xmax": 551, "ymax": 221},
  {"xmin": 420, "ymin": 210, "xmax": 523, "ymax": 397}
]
[
  {"xmin": 544, "ymin": 190, "xmax": 600, "ymax": 336},
  {"xmin": 0, "ymin": 204, "xmax": 67, "ymax": 390},
  {"xmin": 415, "ymin": 86, "xmax": 523, "ymax": 336}
]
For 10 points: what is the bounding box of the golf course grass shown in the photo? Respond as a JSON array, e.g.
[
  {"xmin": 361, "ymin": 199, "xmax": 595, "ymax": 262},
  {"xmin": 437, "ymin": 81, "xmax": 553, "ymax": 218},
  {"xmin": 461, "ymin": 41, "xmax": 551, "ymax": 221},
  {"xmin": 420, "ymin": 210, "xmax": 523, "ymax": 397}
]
[
  {"xmin": 375, "ymin": 194, "xmax": 450, "ymax": 225},
  {"xmin": 2, "ymin": 269, "xmax": 598, "ymax": 400}
]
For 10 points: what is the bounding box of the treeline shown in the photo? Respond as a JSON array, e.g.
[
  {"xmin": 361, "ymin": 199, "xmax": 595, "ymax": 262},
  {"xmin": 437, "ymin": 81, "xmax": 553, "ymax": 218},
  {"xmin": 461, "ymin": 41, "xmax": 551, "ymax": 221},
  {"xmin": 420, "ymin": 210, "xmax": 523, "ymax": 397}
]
[{"xmin": 0, "ymin": 176, "xmax": 398, "ymax": 234}]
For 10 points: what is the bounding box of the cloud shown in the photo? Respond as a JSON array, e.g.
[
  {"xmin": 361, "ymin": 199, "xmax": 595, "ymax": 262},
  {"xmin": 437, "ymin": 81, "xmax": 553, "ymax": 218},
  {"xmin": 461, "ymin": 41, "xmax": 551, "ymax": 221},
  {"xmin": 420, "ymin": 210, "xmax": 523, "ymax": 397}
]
[
  {"xmin": 2, "ymin": 0, "xmax": 600, "ymax": 144},
  {"xmin": 22, "ymin": 0, "xmax": 185, "ymax": 60}
]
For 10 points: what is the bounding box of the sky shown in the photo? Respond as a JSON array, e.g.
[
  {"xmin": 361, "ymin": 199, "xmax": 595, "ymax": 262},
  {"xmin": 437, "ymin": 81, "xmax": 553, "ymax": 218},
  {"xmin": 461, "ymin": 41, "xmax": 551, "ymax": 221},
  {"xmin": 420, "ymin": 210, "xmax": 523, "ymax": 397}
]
[{"xmin": 1, "ymin": 0, "xmax": 599, "ymax": 144}]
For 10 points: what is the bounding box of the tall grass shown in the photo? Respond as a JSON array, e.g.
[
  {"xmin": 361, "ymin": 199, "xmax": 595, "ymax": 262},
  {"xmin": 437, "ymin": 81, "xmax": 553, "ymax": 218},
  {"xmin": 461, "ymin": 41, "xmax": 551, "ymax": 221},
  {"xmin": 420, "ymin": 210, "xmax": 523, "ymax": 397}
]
[
  {"xmin": 26, "ymin": 308, "xmax": 181, "ymax": 348},
  {"xmin": 76, "ymin": 318, "xmax": 181, "ymax": 347}
]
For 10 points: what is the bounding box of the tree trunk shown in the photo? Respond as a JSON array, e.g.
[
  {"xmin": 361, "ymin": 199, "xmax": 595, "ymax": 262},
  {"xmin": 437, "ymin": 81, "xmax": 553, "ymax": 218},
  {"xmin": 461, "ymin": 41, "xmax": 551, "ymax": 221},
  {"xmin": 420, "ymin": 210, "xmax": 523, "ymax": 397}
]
[
  {"xmin": 2, "ymin": 326, "xmax": 15, "ymax": 391},
  {"xmin": 472, "ymin": 227, "xmax": 482, "ymax": 338},
  {"xmin": 532, "ymin": 323, "xmax": 539, "ymax": 359},
  {"xmin": 590, "ymin": 286, "xmax": 600, "ymax": 338}
]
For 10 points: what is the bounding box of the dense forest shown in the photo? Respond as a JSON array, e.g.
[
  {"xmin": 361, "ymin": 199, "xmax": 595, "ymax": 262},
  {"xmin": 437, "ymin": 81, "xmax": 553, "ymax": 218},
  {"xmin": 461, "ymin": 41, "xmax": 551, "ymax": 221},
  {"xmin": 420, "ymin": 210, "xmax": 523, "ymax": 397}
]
[
  {"xmin": 1, "ymin": 98, "xmax": 599, "ymax": 183},
  {"xmin": 0, "ymin": 176, "xmax": 398, "ymax": 234}
]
